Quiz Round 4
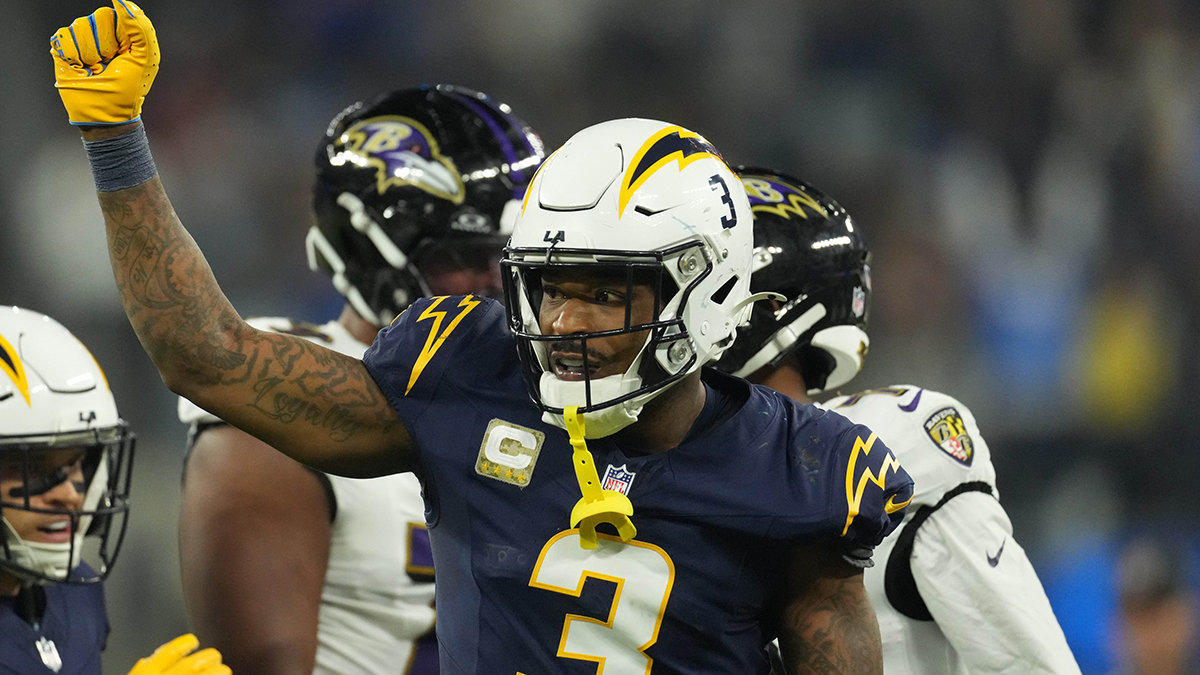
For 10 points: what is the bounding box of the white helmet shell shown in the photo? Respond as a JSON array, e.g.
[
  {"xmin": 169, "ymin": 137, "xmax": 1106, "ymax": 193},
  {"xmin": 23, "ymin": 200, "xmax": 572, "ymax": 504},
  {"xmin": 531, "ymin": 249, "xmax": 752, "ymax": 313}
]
[
  {"xmin": 504, "ymin": 119, "xmax": 754, "ymax": 437},
  {"xmin": 0, "ymin": 306, "xmax": 131, "ymax": 584},
  {"xmin": 0, "ymin": 307, "xmax": 119, "ymax": 436}
]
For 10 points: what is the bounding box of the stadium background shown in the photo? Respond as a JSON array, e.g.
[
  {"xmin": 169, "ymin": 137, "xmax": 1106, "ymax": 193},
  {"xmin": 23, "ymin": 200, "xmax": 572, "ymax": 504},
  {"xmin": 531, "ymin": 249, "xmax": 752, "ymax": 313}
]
[{"xmin": 3, "ymin": 1, "xmax": 1199, "ymax": 672}]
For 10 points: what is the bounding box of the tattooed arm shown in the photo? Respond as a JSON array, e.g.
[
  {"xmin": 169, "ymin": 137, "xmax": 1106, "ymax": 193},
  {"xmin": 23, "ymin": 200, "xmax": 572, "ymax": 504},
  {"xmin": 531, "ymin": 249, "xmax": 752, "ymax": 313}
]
[
  {"xmin": 82, "ymin": 123, "xmax": 414, "ymax": 478},
  {"xmin": 776, "ymin": 540, "xmax": 883, "ymax": 675}
]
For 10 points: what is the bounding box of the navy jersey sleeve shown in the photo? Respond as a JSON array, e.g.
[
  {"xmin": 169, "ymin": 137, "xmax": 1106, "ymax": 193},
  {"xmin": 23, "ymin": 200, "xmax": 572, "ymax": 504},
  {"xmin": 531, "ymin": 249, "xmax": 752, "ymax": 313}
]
[
  {"xmin": 362, "ymin": 295, "xmax": 508, "ymax": 424},
  {"xmin": 825, "ymin": 415, "xmax": 915, "ymax": 565}
]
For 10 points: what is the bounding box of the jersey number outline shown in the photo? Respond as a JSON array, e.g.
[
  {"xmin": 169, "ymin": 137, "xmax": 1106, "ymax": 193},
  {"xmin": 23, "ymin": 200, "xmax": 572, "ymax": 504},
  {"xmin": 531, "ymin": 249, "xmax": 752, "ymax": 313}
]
[{"xmin": 526, "ymin": 530, "xmax": 675, "ymax": 674}]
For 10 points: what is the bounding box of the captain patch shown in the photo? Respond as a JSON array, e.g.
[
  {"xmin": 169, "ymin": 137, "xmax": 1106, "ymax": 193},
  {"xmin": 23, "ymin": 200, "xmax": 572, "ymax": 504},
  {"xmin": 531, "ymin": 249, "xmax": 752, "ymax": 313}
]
[
  {"xmin": 923, "ymin": 406, "xmax": 974, "ymax": 466},
  {"xmin": 476, "ymin": 419, "xmax": 545, "ymax": 487}
]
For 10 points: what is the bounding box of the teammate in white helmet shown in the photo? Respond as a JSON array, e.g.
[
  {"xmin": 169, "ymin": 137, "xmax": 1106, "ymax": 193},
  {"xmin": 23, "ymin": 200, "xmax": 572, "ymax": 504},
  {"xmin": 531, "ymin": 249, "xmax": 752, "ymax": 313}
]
[
  {"xmin": 0, "ymin": 305, "xmax": 229, "ymax": 675},
  {"xmin": 715, "ymin": 167, "xmax": 1081, "ymax": 675},
  {"xmin": 177, "ymin": 84, "xmax": 545, "ymax": 675},
  {"xmin": 51, "ymin": 5, "xmax": 914, "ymax": 672}
]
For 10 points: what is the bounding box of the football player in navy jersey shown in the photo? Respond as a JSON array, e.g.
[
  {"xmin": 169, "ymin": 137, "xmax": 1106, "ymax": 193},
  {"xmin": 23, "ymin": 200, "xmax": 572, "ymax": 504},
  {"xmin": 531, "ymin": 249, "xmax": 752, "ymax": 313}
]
[
  {"xmin": 716, "ymin": 168, "xmax": 1080, "ymax": 674},
  {"xmin": 1, "ymin": 306, "xmax": 229, "ymax": 675},
  {"xmin": 51, "ymin": 5, "xmax": 913, "ymax": 673},
  {"xmin": 177, "ymin": 86, "xmax": 544, "ymax": 675}
]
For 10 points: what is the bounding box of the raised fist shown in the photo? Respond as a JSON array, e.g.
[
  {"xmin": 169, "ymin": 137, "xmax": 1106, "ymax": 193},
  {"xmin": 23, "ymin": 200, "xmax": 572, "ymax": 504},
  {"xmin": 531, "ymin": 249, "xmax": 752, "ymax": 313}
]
[{"xmin": 51, "ymin": 0, "xmax": 160, "ymax": 125}]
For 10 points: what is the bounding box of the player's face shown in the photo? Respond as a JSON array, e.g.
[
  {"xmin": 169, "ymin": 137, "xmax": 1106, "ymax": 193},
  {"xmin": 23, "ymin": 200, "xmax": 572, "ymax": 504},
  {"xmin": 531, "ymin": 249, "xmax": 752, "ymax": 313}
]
[
  {"xmin": 416, "ymin": 239, "xmax": 505, "ymax": 300},
  {"xmin": 0, "ymin": 448, "xmax": 86, "ymax": 545},
  {"xmin": 538, "ymin": 269, "xmax": 656, "ymax": 381}
]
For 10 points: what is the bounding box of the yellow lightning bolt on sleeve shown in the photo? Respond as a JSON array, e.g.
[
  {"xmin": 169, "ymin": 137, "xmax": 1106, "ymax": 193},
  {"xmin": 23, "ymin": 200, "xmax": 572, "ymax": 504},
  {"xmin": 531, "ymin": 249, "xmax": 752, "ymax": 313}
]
[
  {"xmin": 405, "ymin": 295, "xmax": 480, "ymax": 395},
  {"xmin": 563, "ymin": 406, "xmax": 636, "ymax": 549},
  {"xmin": 841, "ymin": 432, "xmax": 906, "ymax": 536}
]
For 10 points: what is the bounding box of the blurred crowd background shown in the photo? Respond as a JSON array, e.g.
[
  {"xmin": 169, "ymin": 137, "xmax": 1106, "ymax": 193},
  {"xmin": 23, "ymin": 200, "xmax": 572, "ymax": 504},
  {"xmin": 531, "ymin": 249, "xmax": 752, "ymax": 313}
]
[{"xmin": 3, "ymin": 0, "xmax": 1198, "ymax": 672}]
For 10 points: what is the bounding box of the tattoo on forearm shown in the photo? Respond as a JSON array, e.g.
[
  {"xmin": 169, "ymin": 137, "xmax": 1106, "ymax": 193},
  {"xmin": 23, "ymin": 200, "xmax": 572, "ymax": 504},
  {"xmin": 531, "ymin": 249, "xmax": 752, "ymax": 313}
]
[
  {"xmin": 780, "ymin": 576, "xmax": 882, "ymax": 675},
  {"xmin": 98, "ymin": 179, "xmax": 395, "ymax": 443}
]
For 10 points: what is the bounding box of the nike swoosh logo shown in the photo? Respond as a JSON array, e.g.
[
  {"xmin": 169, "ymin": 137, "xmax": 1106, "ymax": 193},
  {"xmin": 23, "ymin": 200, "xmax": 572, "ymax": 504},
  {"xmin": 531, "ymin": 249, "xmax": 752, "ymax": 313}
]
[
  {"xmin": 987, "ymin": 538, "xmax": 1006, "ymax": 567},
  {"xmin": 898, "ymin": 388, "xmax": 923, "ymax": 412}
]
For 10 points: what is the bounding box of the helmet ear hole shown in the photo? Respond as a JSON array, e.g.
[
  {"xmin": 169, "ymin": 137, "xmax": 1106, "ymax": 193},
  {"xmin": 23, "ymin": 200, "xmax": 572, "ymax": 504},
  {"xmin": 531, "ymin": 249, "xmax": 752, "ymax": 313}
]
[
  {"xmin": 797, "ymin": 346, "xmax": 836, "ymax": 393},
  {"xmin": 709, "ymin": 275, "xmax": 738, "ymax": 305}
]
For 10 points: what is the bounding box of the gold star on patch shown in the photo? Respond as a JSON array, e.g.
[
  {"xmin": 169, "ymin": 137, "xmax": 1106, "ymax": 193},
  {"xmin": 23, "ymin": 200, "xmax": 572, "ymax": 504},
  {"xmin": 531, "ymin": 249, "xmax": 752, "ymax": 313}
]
[{"xmin": 858, "ymin": 341, "xmax": 869, "ymax": 361}]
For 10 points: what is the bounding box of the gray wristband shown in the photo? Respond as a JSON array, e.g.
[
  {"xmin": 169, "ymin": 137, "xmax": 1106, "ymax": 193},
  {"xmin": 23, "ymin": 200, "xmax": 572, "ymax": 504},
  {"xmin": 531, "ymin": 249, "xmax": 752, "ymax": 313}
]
[{"xmin": 82, "ymin": 125, "xmax": 158, "ymax": 192}]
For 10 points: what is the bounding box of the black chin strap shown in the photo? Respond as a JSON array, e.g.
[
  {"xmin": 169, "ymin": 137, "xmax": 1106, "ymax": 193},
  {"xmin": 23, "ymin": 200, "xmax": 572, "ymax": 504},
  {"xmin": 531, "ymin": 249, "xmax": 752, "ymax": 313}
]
[{"xmin": 14, "ymin": 585, "xmax": 47, "ymax": 629}]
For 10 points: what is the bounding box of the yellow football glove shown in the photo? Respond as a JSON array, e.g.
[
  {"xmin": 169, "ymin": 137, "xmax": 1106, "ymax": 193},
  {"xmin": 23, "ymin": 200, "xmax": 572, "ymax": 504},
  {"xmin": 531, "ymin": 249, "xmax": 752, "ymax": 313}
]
[
  {"xmin": 125, "ymin": 634, "xmax": 231, "ymax": 675},
  {"xmin": 51, "ymin": 0, "xmax": 160, "ymax": 125}
]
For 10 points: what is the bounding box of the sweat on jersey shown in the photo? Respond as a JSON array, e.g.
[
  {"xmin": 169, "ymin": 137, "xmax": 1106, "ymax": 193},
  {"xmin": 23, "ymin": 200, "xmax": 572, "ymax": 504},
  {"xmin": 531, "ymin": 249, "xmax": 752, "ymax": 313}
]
[{"xmin": 362, "ymin": 295, "xmax": 914, "ymax": 675}]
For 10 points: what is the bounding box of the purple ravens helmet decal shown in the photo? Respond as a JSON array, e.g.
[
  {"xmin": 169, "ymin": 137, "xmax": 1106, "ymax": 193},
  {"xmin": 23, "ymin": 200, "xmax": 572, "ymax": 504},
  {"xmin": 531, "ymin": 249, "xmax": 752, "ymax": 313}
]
[
  {"xmin": 741, "ymin": 174, "xmax": 830, "ymax": 221},
  {"xmin": 333, "ymin": 115, "xmax": 466, "ymax": 204}
]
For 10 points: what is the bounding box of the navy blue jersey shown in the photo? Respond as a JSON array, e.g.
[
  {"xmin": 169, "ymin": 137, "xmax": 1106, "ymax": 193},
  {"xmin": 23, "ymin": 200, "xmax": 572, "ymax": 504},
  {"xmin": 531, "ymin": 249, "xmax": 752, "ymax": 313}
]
[
  {"xmin": 364, "ymin": 296, "xmax": 913, "ymax": 675},
  {"xmin": 0, "ymin": 566, "xmax": 108, "ymax": 675}
]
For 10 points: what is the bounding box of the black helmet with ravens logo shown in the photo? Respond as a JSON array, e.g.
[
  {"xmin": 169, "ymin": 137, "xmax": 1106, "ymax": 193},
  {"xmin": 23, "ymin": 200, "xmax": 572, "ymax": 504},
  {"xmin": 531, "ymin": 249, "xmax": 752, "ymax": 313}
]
[
  {"xmin": 309, "ymin": 85, "xmax": 546, "ymax": 326},
  {"xmin": 714, "ymin": 168, "xmax": 871, "ymax": 394}
]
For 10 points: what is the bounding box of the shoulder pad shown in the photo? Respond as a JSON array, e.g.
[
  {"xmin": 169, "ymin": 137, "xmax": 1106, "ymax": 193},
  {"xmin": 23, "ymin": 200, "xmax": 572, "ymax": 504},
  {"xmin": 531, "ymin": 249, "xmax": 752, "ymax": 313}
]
[
  {"xmin": 823, "ymin": 385, "xmax": 996, "ymax": 508},
  {"xmin": 178, "ymin": 396, "xmax": 219, "ymax": 425},
  {"xmin": 364, "ymin": 295, "xmax": 504, "ymax": 403},
  {"xmin": 244, "ymin": 315, "xmax": 295, "ymax": 332}
]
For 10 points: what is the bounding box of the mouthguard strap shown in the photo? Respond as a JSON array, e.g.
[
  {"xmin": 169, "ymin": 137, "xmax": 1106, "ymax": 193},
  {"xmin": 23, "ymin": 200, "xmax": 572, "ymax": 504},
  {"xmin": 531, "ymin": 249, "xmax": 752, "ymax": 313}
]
[{"xmin": 564, "ymin": 406, "xmax": 637, "ymax": 549}]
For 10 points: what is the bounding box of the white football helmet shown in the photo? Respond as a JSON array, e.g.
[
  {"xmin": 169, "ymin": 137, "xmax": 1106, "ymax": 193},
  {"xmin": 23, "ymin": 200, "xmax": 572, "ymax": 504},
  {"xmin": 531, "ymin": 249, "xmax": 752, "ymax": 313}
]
[
  {"xmin": 0, "ymin": 307, "xmax": 133, "ymax": 585},
  {"xmin": 502, "ymin": 119, "xmax": 759, "ymax": 438}
]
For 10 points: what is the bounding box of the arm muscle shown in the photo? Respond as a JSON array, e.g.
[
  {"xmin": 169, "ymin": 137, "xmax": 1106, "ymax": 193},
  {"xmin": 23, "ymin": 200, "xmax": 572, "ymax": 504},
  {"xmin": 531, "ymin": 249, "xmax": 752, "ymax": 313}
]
[
  {"xmin": 86, "ymin": 128, "xmax": 411, "ymax": 476},
  {"xmin": 777, "ymin": 542, "xmax": 883, "ymax": 675},
  {"xmin": 180, "ymin": 426, "xmax": 331, "ymax": 675}
]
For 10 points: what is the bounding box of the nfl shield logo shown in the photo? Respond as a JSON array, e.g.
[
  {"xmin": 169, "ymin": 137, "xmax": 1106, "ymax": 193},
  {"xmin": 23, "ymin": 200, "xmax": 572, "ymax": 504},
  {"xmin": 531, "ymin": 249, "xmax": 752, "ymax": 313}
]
[
  {"xmin": 852, "ymin": 286, "xmax": 866, "ymax": 318},
  {"xmin": 35, "ymin": 637, "xmax": 62, "ymax": 673},
  {"xmin": 601, "ymin": 464, "xmax": 636, "ymax": 495}
]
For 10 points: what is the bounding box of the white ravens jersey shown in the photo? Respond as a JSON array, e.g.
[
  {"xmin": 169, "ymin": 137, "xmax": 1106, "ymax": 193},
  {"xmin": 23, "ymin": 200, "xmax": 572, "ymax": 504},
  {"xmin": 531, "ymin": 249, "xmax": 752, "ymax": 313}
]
[
  {"xmin": 821, "ymin": 386, "xmax": 1080, "ymax": 675},
  {"xmin": 179, "ymin": 317, "xmax": 436, "ymax": 675}
]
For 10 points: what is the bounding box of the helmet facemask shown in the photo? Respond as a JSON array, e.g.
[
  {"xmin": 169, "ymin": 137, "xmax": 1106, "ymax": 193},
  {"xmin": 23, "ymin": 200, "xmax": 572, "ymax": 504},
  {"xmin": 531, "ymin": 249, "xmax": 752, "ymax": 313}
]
[
  {"xmin": 503, "ymin": 242, "xmax": 717, "ymax": 438},
  {"xmin": 505, "ymin": 118, "xmax": 760, "ymax": 436},
  {"xmin": 0, "ymin": 424, "xmax": 134, "ymax": 585}
]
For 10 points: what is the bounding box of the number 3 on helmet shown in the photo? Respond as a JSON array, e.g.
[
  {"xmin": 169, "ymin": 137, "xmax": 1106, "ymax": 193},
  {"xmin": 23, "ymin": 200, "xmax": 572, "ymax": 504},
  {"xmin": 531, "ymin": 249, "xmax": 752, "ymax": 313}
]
[{"xmin": 502, "ymin": 119, "xmax": 760, "ymax": 438}]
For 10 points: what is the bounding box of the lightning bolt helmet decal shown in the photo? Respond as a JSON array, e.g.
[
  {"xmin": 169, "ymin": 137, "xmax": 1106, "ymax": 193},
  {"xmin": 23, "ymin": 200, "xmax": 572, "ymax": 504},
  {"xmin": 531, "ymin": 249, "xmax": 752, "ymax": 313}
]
[
  {"xmin": 0, "ymin": 330, "xmax": 30, "ymax": 406},
  {"xmin": 618, "ymin": 126, "xmax": 730, "ymax": 216}
]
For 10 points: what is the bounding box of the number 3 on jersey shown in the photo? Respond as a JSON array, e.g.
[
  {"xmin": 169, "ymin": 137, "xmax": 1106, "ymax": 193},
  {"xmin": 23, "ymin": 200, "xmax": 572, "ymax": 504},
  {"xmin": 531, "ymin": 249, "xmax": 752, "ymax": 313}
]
[{"xmin": 526, "ymin": 530, "xmax": 675, "ymax": 674}]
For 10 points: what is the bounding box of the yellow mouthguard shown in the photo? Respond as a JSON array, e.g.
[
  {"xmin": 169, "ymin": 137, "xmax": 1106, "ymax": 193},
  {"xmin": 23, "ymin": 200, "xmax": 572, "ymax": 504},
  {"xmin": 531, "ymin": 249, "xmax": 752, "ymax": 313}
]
[{"xmin": 563, "ymin": 406, "xmax": 636, "ymax": 549}]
